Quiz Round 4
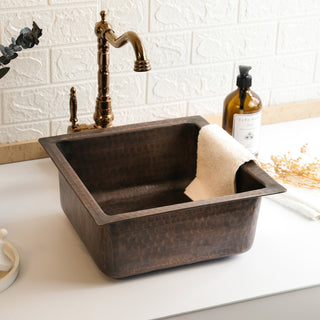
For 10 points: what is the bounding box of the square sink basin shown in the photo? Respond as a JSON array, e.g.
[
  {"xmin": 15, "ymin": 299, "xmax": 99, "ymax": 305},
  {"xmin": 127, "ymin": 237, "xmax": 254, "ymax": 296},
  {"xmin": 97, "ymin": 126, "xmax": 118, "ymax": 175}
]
[{"xmin": 39, "ymin": 116, "xmax": 285, "ymax": 278}]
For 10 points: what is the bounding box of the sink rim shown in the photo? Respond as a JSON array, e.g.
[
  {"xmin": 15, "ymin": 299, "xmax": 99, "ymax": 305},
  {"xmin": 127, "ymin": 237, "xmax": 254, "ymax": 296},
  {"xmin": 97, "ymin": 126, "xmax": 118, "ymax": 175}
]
[{"xmin": 39, "ymin": 116, "xmax": 286, "ymax": 225}]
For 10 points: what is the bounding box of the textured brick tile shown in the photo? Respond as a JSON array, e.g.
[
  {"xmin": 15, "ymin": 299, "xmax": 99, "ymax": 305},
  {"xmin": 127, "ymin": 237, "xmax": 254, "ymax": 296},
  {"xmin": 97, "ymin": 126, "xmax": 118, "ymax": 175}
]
[
  {"xmin": 0, "ymin": 94, "xmax": 2, "ymax": 124},
  {"xmin": 254, "ymin": 91, "xmax": 270, "ymax": 107},
  {"xmin": 3, "ymin": 81, "xmax": 96, "ymax": 124},
  {"xmin": 51, "ymin": 118, "xmax": 69, "ymax": 136},
  {"xmin": 109, "ymin": 45, "xmax": 132, "ymax": 73},
  {"xmin": 148, "ymin": 64, "xmax": 233, "ymax": 103},
  {"xmin": 192, "ymin": 23, "xmax": 277, "ymax": 63},
  {"xmin": 277, "ymin": 18, "xmax": 320, "ymax": 53},
  {"xmin": 109, "ymin": 32, "xmax": 191, "ymax": 73},
  {"xmin": 270, "ymin": 84, "xmax": 320, "ymax": 105},
  {"xmin": 101, "ymin": 0, "xmax": 148, "ymax": 33},
  {"xmin": 51, "ymin": 45, "xmax": 96, "ymax": 82},
  {"xmin": 0, "ymin": 0, "xmax": 46, "ymax": 8},
  {"xmin": 49, "ymin": 0, "xmax": 92, "ymax": 4},
  {"xmin": 150, "ymin": 0, "xmax": 238, "ymax": 31},
  {"xmin": 236, "ymin": 53, "xmax": 316, "ymax": 91},
  {"xmin": 1, "ymin": 0, "xmax": 319, "ymax": 145},
  {"xmin": 188, "ymin": 97, "xmax": 225, "ymax": 116},
  {"xmin": 145, "ymin": 32, "xmax": 191, "ymax": 69},
  {"xmin": 0, "ymin": 122, "xmax": 49, "ymax": 144},
  {"xmin": 315, "ymin": 54, "xmax": 320, "ymax": 82},
  {"xmin": 113, "ymin": 102, "xmax": 187, "ymax": 126},
  {"xmin": 0, "ymin": 50, "xmax": 49, "ymax": 89},
  {"xmin": 110, "ymin": 73, "xmax": 147, "ymax": 107},
  {"xmin": 0, "ymin": 5, "xmax": 97, "ymax": 47},
  {"xmin": 240, "ymin": 0, "xmax": 320, "ymax": 22}
]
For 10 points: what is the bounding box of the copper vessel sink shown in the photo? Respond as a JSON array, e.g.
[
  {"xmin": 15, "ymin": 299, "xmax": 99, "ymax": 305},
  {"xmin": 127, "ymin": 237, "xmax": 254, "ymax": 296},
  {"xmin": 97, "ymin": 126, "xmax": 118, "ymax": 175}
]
[{"xmin": 39, "ymin": 116, "xmax": 285, "ymax": 278}]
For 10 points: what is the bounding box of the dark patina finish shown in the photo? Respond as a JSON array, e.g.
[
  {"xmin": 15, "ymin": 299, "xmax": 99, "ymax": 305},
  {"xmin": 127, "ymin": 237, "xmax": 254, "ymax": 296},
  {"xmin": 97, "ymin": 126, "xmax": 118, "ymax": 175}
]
[{"xmin": 40, "ymin": 116, "xmax": 285, "ymax": 278}]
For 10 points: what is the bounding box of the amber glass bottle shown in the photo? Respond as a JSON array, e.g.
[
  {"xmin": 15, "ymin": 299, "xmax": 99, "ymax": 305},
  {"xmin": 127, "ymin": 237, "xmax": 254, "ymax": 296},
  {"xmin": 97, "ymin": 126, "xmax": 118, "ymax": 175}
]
[{"xmin": 222, "ymin": 65, "xmax": 262, "ymax": 155}]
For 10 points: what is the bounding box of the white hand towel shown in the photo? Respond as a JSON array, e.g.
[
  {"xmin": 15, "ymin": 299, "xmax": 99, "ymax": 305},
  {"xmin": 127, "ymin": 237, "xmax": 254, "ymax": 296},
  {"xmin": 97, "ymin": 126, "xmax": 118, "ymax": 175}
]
[{"xmin": 185, "ymin": 124, "xmax": 255, "ymax": 200}]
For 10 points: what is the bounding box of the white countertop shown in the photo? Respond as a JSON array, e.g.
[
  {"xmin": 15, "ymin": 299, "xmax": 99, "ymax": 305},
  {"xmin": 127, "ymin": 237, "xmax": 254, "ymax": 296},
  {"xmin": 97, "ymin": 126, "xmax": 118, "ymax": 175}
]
[{"xmin": 1, "ymin": 117, "xmax": 320, "ymax": 319}]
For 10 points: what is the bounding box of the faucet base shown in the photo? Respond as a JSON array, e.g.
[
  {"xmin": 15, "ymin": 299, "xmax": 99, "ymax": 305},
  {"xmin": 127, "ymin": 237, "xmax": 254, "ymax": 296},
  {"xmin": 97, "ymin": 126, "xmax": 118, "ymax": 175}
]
[{"xmin": 67, "ymin": 123, "xmax": 96, "ymax": 134}]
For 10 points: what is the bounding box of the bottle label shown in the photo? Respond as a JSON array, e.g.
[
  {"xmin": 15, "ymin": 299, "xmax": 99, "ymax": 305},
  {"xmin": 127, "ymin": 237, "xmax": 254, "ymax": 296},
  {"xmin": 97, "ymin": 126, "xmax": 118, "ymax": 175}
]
[{"xmin": 232, "ymin": 111, "xmax": 262, "ymax": 154}]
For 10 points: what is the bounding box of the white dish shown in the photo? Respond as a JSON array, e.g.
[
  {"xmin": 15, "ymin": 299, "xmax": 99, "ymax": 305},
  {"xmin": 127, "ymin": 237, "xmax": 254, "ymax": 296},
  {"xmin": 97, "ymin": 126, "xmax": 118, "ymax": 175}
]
[{"xmin": 0, "ymin": 241, "xmax": 19, "ymax": 293}]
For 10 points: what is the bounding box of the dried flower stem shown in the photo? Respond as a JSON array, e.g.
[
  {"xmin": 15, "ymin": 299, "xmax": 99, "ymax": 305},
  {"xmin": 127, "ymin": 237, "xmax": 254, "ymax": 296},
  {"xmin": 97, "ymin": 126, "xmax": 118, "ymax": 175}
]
[{"xmin": 260, "ymin": 144, "xmax": 320, "ymax": 189}]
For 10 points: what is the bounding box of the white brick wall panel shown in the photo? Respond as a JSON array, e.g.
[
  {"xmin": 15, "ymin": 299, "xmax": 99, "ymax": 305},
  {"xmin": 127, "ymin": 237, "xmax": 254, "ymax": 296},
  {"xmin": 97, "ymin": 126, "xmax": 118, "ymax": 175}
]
[
  {"xmin": 0, "ymin": 0, "xmax": 46, "ymax": 9},
  {"xmin": 270, "ymin": 84, "xmax": 320, "ymax": 105},
  {"xmin": 49, "ymin": 0, "xmax": 92, "ymax": 4},
  {"xmin": 109, "ymin": 32, "xmax": 191, "ymax": 73},
  {"xmin": 148, "ymin": 64, "xmax": 233, "ymax": 104},
  {"xmin": 0, "ymin": 15, "xmax": 3, "ymax": 44},
  {"xmin": 188, "ymin": 97, "xmax": 225, "ymax": 116},
  {"xmin": 109, "ymin": 45, "xmax": 132, "ymax": 73},
  {"xmin": 0, "ymin": 122, "xmax": 49, "ymax": 144},
  {"xmin": 314, "ymin": 54, "xmax": 320, "ymax": 82},
  {"xmin": 51, "ymin": 46, "xmax": 96, "ymax": 83},
  {"xmin": 271, "ymin": 54, "xmax": 315, "ymax": 87},
  {"xmin": 101, "ymin": 0, "xmax": 148, "ymax": 34},
  {"xmin": 0, "ymin": 50, "xmax": 49, "ymax": 89},
  {"xmin": 236, "ymin": 53, "xmax": 316, "ymax": 91},
  {"xmin": 3, "ymin": 81, "xmax": 97, "ymax": 124},
  {"xmin": 240, "ymin": 0, "xmax": 320, "ymax": 22},
  {"xmin": 150, "ymin": 0, "xmax": 238, "ymax": 32},
  {"xmin": 254, "ymin": 90, "xmax": 270, "ymax": 107},
  {"xmin": 3, "ymin": 88, "xmax": 50, "ymax": 123},
  {"xmin": 192, "ymin": 23, "xmax": 277, "ymax": 64},
  {"xmin": 113, "ymin": 102, "xmax": 187, "ymax": 126},
  {"xmin": 278, "ymin": 18, "xmax": 320, "ymax": 53},
  {"xmin": 0, "ymin": 0, "xmax": 319, "ymax": 144},
  {"xmin": 145, "ymin": 32, "xmax": 191, "ymax": 69},
  {"xmin": 0, "ymin": 6, "xmax": 97, "ymax": 47},
  {"xmin": 110, "ymin": 73, "xmax": 146, "ymax": 107},
  {"xmin": 51, "ymin": 118, "xmax": 69, "ymax": 136},
  {"xmin": 0, "ymin": 93, "xmax": 2, "ymax": 124}
]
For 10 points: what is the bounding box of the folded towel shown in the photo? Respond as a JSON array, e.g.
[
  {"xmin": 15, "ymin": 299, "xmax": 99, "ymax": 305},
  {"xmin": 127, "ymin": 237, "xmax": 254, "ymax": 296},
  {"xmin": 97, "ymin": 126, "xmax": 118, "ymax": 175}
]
[
  {"xmin": 269, "ymin": 186, "xmax": 320, "ymax": 221},
  {"xmin": 185, "ymin": 124, "xmax": 255, "ymax": 200}
]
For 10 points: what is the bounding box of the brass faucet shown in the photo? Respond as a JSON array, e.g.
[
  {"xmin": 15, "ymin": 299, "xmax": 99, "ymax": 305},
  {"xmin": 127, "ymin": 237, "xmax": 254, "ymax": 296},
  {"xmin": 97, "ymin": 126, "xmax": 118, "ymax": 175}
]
[{"xmin": 68, "ymin": 10, "xmax": 151, "ymax": 133}]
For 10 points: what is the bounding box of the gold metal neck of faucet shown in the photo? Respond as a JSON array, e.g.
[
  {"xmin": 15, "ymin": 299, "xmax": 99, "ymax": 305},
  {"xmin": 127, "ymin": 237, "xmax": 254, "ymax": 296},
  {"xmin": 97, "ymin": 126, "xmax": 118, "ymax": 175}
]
[{"xmin": 68, "ymin": 10, "xmax": 151, "ymax": 133}]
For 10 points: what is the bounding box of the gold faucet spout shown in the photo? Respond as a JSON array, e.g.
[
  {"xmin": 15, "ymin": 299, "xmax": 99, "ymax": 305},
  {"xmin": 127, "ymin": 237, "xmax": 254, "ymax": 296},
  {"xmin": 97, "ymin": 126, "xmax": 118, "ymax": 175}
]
[
  {"xmin": 104, "ymin": 30, "xmax": 151, "ymax": 71},
  {"xmin": 95, "ymin": 11, "xmax": 151, "ymax": 72}
]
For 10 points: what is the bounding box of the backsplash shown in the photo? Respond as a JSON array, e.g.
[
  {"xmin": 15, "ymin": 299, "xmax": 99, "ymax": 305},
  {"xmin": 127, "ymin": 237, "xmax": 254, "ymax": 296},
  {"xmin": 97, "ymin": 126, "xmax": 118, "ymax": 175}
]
[{"xmin": 0, "ymin": 0, "xmax": 320, "ymax": 144}]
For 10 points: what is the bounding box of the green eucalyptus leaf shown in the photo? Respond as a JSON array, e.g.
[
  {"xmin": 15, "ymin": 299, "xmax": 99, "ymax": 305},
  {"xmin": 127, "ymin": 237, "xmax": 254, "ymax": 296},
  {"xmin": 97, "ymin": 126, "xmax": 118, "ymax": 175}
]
[{"xmin": 0, "ymin": 67, "xmax": 10, "ymax": 79}]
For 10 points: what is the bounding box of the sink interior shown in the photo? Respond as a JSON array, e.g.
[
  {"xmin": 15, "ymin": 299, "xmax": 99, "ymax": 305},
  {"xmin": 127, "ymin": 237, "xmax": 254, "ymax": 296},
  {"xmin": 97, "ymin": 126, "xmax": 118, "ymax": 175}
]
[
  {"xmin": 57, "ymin": 123, "xmax": 200, "ymax": 215},
  {"xmin": 56, "ymin": 121, "xmax": 266, "ymax": 216}
]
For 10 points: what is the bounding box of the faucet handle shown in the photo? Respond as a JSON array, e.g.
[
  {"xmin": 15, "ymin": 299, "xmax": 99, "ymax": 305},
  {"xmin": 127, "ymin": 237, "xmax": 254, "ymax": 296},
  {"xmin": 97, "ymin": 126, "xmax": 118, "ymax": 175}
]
[
  {"xmin": 69, "ymin": 87, "xmax": 78, "ymax": 129},
  {"xmin": 95, "ymin": 10, "xmax": 112, "ymax": 37}
]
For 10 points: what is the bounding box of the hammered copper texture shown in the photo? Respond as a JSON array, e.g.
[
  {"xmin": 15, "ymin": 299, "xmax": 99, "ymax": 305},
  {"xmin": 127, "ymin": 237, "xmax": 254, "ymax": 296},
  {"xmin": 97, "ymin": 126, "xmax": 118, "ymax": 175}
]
[{"xmin": 39, "ymin": 116, "xmax": 285, "ymax": 278}]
